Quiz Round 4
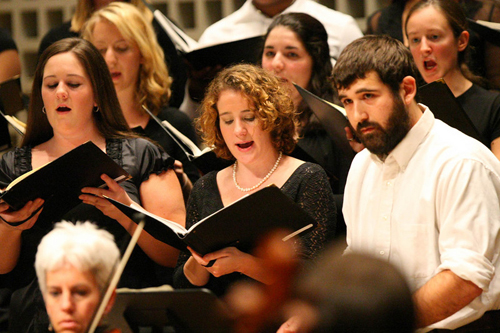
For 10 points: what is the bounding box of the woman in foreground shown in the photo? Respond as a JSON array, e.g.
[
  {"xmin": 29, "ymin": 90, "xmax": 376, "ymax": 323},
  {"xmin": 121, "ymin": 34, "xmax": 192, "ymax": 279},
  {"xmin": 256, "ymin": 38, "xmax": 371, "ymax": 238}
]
[{"xmin": 173, "ymin": 64, "xmax": 335, "ymax": 296}]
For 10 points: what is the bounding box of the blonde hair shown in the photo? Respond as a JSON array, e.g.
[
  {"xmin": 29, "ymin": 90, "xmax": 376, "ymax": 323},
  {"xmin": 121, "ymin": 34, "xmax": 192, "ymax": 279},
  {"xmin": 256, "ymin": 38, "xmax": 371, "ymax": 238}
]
[
  {"xmin": 82, "ymin": 2, "xmax": 172, "ymax": 114},
  {"xmin": 71, "ymin": 0, "xmax": 152, "ymax": 32}
]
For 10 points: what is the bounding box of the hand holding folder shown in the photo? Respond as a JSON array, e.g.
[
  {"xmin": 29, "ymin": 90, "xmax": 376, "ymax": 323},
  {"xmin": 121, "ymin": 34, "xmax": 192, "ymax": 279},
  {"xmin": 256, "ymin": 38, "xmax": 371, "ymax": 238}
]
[{"xmin": 0, "ymin": 142, "xmax": 130, "ymax": 221}]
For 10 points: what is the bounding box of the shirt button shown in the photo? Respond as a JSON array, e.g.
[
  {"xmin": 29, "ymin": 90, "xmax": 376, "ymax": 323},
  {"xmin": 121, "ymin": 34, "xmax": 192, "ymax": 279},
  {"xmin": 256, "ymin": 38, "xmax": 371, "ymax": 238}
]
[
  {"xmin": 382, "ymin": 215, "xmax": 388, "ymax": 220},
  {"xmin": 380, "ymin": 251, "xmax": 385, "ymax": 255},
  {"xmin": 386, "ymin": 181, "xmax": 392, "ymax": 186}
]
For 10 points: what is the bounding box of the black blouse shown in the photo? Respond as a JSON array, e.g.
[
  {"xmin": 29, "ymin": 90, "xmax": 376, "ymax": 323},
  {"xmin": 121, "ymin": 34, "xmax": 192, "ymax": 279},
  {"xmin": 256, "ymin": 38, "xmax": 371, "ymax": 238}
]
[{"xmin": 173, "ymin": 162, "xmax": 336, "ymax": 296}]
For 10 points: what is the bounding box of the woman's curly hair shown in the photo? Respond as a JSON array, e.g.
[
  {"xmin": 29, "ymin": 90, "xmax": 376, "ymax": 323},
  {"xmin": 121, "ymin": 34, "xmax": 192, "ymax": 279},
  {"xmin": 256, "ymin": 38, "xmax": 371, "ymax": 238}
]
[{"xmin": 197, "ymin": 64, "xmax": 299, "ymax": 160}]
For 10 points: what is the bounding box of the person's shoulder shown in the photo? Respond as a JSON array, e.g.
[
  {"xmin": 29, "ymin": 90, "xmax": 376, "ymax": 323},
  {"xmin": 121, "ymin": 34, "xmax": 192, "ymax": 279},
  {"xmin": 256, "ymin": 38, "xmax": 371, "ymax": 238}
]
[
  {"xmin": 198, "ymin": 1, "xmax": 255, "ymax": 43},
  {"xmin": 429, "ymin": 119, "xmax": 500, "ymax": 165},
  {"xmin": 295, "ymin": 0, "xmax": 357, "ymax": 22}
]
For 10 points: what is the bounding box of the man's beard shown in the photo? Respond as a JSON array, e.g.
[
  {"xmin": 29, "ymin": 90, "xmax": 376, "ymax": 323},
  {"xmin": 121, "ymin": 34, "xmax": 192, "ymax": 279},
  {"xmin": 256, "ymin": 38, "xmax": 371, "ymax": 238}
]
[{"xmin": 354, "ymin": 94, "xmax": 411, "ymax": 160}]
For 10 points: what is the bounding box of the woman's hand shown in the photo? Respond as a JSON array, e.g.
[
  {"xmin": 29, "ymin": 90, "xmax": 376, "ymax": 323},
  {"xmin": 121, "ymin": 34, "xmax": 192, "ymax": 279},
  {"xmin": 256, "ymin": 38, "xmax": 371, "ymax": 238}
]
[
  {"xmin": 79, "ymin": 174, "xmax": 133, "ymax": 221},
  {"xmin": 189, "ymin": 246, "xmax": 248, "ymax": 277},
  {"xmin": 0, "ymin": 198, "xmax": 44, "ymax": 231}
]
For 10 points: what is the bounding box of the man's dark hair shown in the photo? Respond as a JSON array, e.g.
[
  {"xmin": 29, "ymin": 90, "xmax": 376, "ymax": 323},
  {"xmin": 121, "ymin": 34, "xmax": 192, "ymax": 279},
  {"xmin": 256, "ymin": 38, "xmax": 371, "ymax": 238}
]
[{"xmin": 332, "ymin": 35, "xmax": 420, "ymax": 95}]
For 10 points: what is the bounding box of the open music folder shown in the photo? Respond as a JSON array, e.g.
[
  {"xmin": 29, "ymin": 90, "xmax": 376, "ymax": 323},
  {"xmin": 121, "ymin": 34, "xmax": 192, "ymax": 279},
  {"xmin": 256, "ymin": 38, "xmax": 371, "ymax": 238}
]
[
  {"xmin": 294, "ymin": 84, "xmax": 356, "ymax": 160},
  {"xmin": 145, "ymin": 2, "xmax": 262, "ymax": 70},
  {"xmin": 107, "ymin": 185, "xmax": 316, "ymax": 256},
  {"xmin": 0, "ymin": 141, "xmax": 130, "ymax": 217}
]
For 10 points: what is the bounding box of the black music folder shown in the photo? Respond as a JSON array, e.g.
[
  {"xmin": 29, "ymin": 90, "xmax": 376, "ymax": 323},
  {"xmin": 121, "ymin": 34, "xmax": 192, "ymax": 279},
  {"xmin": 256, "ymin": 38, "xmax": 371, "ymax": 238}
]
[
  {"xmin": 0, "ymin": 141, "xmax": 131, "ymax": 213},
  {"xmin": 149, "ymin": 6, "xmax": 262, "ymax": 70},
  {"xmin": 418, "ymin": 79, "xmax": 486, "ymax": 145},
  {"xmin": 294, "ymin": 84, "xmax": 355, "ymax": 160},
  {"xmin": 142, "ymin": 106, "xmax": 232, "ymax": 174},
  {"xmin": 107, "ymin": 185, "xmax": 316, "ymax": 255},
  {"xmin": 107, "ymin": 287, "xmax": 232, "ymax": 333}
]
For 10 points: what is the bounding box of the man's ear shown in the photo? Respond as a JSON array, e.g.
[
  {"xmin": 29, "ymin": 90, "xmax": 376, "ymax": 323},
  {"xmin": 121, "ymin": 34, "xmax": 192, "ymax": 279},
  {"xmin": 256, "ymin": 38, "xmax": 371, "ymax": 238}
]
[{"xmin": 400, "ymin": 76, "xmax": 417, "ymax": 105}]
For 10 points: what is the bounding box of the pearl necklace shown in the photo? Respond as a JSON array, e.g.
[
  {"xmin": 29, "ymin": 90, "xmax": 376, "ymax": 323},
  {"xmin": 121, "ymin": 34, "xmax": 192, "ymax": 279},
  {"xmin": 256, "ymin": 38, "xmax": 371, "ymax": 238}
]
[{"xmin": 233, "ymin": 151, "xmax": 283, "ymax": 192}]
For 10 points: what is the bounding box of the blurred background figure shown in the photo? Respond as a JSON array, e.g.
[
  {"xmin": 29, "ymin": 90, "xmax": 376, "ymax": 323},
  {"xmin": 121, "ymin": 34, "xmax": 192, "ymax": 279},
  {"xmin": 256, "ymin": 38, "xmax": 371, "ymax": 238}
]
[
  {"xmin": 281, "ymin": 243, "xmax": 415, "ymax": 333},
  {"xmin": 405, "ymin": 0, "xmax": 500, "ymax": 160},
  {"xmin": 35, "ymin": 221, "xmax": 120, "ymax": 333},
  {"xmin": 38, "ymin": 0, "xmax": 187, "ymax": 108},
  {"xmin": 82, "ymin": 2, "xmax": 200, "ymax": 199}
]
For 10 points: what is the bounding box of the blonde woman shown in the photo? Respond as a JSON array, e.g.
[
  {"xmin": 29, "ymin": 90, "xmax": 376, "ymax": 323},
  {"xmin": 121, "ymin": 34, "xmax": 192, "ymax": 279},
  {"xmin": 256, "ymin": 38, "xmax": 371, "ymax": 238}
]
[
  {"xmin": 38, "ymin": 0, "xmax": 187, "ymax": 107},
  {"xmin": 82, "ymin": 2, "xmax": 200, "ymax": 192}
]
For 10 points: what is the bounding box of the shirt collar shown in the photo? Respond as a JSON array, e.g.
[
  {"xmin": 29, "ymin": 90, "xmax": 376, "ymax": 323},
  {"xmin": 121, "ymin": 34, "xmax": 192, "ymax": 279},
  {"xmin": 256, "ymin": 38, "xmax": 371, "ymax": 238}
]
[{"xmin": 370, "ymin": 104, "xmax": 434, "ymax": 171}]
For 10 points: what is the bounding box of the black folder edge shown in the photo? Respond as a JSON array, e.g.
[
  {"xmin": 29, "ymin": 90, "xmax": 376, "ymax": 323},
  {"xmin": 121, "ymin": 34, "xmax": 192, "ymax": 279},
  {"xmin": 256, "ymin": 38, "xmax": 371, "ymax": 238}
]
[
  {"xmin": 294, "ymin": 84, "xmax": 355, "ymax": 159},
  {"xmin": 417, "ymin": 79, "xmax": 486, "ymax": 145},
  {"xmin": 182, "ymin": 36, "xmax": 264, "ymax": 70},
  {"xmin": 142, "ymin": 0, "xmax": 263, "ymax": 70},
  {"xmin": 141, "ymin": 106, "xmax": 232, "ymax": 174},
  {"xmin": 107, "ymin": 288, "xmax": 233, "ymax": 333},
  {"xmin": 467, "ymin": 18, "xmax": 500, "ymax": 47}
]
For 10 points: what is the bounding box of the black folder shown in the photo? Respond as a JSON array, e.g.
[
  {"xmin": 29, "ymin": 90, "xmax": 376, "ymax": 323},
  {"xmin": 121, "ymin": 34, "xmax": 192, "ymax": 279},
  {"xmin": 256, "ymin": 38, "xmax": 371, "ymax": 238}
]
[
  {"xmin": 0, "ymin": 141, "xmax": 131, "ymax": 213},
  {"xmin": 107, "ymin": 288, "xmax": 232, "ymax": 333},
  {"xmin": 418, "ymin": 79, "xmax": 486, "ymax": 145},
  {"xmin": 294, "ymin": 84, "xmax": 355, "ymax": 160},
  {"xmin": 107, "ymin": 185, "xmax": 316, "ymax": 255},
  {"xmin": 467, "ymin": 18, "xmax": 500, "ymax": 47}
]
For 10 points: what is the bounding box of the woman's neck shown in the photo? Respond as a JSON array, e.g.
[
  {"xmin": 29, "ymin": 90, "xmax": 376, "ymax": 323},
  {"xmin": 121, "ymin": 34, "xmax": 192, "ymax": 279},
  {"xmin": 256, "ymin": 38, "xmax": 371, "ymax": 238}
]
[
  {"xmin": 444, "ymin": 69, "xmax": 473, "ymax": 97},
  {"xmin": 117, "ymin": 90, "xmax": 150, "ymax": 129},
  {"xmin": 43, "ymin": 131, "xmax": 106, "ymax": 158}
]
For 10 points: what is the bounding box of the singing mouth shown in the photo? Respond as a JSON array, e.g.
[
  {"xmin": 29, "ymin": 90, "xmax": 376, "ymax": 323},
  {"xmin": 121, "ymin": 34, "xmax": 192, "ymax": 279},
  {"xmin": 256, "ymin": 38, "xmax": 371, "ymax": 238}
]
[
  {"xmin": 56, "ymin": 106, "xmax": 71, "ymax": 112},
  {"xmin": 237, "ymin": 141, "xmax": 253, "ymax": 149},
  {"xmin": 424, "ymin": 60, "xmax": 437, "ymax": 70}
]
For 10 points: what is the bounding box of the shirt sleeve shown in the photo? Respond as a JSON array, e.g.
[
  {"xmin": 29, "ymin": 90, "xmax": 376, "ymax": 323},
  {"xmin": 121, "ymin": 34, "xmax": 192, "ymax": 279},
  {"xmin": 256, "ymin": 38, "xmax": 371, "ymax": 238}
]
[
  {"xmin": 435, "ymin": 158, "xmax": 500, "ymax": 291},
  {"xmin": 133, "ymin": 138, "xmax": 175, "ymax": 184}
]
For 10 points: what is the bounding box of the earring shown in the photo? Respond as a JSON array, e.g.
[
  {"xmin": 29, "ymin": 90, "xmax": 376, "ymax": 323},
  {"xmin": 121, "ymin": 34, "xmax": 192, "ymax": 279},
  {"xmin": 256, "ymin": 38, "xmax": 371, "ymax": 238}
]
[
  {"xmin": 93, "ymin": 106, "xmax": 100, "ymax": 113},
  {"xmin": 48, "ymin": 323, "xmax": 53, "ymax": 331},
  {"xmin": 42, "ymin": 107, "xmax": 46, "ymax": 114}
]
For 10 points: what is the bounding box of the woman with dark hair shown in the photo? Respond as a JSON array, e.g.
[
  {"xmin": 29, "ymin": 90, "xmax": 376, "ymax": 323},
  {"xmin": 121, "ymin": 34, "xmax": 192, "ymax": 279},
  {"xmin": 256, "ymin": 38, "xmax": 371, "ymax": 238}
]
[
  {"xmin": 0, "ymin": 38, "xmax": 185, "ymax": 332},
  {"xmin": 405, "ymin": 0, "xmax": 500, "ymax": 160},
  {"xmin": 173, "ymin": 63, "xmax": 335, "ymax": 297},
  {"xmin": 261, "ymin": 13, "xmax": 350, "ymax": 238}
]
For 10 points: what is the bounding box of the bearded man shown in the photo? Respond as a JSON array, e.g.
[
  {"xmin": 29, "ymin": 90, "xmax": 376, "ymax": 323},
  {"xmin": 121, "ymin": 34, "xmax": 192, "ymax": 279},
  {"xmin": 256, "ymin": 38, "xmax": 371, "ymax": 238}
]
[{"xmin": 333, "ymin": 35, "xmax": 500, "ymax": 333}]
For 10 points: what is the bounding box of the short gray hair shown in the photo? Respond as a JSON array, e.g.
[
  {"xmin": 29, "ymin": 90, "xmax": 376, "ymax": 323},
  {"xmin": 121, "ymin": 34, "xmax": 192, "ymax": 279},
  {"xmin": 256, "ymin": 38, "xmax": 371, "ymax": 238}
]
[{"xmin": 35, "ymin": 221, "xmax": 120, "ymax": 295}]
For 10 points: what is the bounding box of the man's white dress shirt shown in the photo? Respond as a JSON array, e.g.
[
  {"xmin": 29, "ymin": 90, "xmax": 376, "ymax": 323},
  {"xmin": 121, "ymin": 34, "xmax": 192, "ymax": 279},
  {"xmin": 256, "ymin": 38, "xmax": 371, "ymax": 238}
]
[
  {"xmin": 198, "ymin": 0, "xmax": 363, "ymax": 60},
  {"xmin": 344, "ymin": 106, "xmax": 500, "ymax": 331}
]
